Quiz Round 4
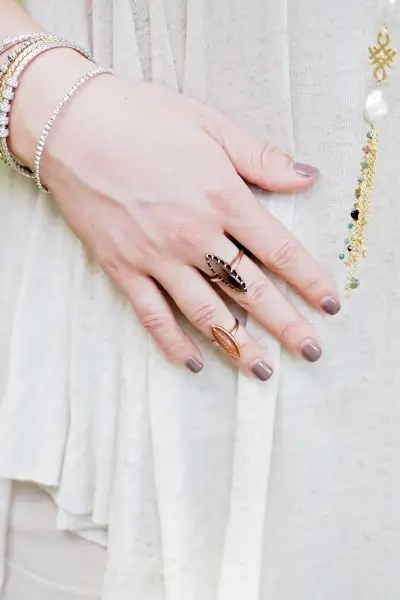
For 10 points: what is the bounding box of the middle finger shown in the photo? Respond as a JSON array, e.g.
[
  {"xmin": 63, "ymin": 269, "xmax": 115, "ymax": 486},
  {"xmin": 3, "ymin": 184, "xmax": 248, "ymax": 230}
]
[
  {"xmin": 200, "ymin": 237, "xmax": 323, "ymax": 362},
  {"xmin": 225, "ymin": 183, "xmax": 341, "ymax": 316},
  {"xmin": 153, "ymin": 264, "xmax": 275, "ymax": 380}
]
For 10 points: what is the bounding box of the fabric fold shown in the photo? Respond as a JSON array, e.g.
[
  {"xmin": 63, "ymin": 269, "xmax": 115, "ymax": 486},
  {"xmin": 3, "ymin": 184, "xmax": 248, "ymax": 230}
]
[
  {"xmin": 0, "ymin": 480, "xmax": 11, "ymax": 590},
  {"xmin": 0, "ymin": 196, "xmax": 75, "ymax": 485},
  {"xmin": 149, "ymin": 0, "xmax": 179, "ymax": 90},
  {"xmin": 92, "ymin": 0, "xmax": 114, "ymax": 68},
  {"xmin": 203, "ymin": 1, "xmax": 296, "ymax": 597},
  {"xmin": 1, "ymin": 1, "xmax": 295, "ymax": 598},
  {"xmin": 113, "ymin": 0, "xmax": 143, "ymax": 80},
  {"xmin": 103, "ymin": 312, "xmax": 166, "ymax": 600}
]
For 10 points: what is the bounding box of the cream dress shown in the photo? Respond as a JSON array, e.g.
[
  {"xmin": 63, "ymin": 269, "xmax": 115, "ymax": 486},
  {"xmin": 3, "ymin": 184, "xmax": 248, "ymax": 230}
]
[{"xmin": 1, "ymin": 0, "xmax": 400, "ymax": 599}]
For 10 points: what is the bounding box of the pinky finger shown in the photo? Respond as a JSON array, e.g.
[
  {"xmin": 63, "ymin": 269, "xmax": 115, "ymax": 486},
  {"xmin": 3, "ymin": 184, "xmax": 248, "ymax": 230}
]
[{"xmin": 125, "ymin": 274, "xmax": 204, "ymax": 373}]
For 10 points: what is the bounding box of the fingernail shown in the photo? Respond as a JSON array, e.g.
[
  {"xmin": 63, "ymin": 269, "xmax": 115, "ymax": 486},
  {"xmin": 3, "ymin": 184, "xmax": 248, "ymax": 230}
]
[
  {"xmin": 293, "ymin": 162, "xmax": 319, "ymax": 178},
  {"xmin": 321, "ymin": 295, "xmax": 341, "ymax": 316},
  {"xmin": 301, "ymin": 339, "xmax": 322, "ymax": 363},
  {"xmin": 186, "ymin": 357, "xmax": 203, "ymax": 373},
  {"xmin": 251, "ymin": 360, "xmax": 273, "ymax": 381}
]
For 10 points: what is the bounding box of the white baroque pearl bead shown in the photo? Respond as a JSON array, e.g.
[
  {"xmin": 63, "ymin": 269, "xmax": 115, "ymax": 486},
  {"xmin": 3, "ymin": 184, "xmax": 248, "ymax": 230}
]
[{"xmin": 364, "ymin": 89, "xmax": 389, "ymax": 123}]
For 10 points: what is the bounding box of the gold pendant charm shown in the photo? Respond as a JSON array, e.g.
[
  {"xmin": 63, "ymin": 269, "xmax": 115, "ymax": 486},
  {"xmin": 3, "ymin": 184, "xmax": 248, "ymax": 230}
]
[{"xmin": 369, "ymin": 27, "xmax": 397, "ymax": 83}]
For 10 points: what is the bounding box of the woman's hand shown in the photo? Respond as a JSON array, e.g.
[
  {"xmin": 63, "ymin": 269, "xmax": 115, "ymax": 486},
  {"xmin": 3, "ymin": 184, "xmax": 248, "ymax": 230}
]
[{"xmin": 10, "ymin": 53, "xmax": 340, "ymax": 380}]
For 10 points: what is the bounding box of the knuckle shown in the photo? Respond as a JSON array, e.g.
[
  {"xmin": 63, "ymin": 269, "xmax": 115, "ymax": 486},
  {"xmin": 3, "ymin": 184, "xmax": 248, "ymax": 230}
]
[
  {"xmin": 280, "ymin": 320, "xmax": 302, "ymax": 342},
  {"xmin": 141, "ymin": 312, "xmax": 188, "ymax": 358},
  {"xmin": 205, "ymin": 182, "xmax": 242, "ymax": 217},
  {"xmin": 162, "ymin": 337, "xmax": 188, "ymax": 359},
  {"xmin": 253, "ymin": 144, "xmax": 278, "ymax": 171},
  {"xmin": 251, "ymin": 143, "xmax": 272, "ymax": 172},
  {"xmin": 100, "ymin": 253, "xmax": 127, "ymax": 279},
  {"xmin": 165, "ymin": 217, "xmax": 204, "ymax": 254},
  {"xmin": 303, "ymin": 276, "xmax": 323, "ymax": 296},
  {"xmin": 99, "ymin": 244, "xmax": 142, "ymax": 279},
  {"xmin": 190, "ymin": 303, "xmax": 218, "ymax": 328},
  {"xmin": 261, "ymin": 145, "xmax": 291, "ymax": 168},
  {"xmin": 141, "ymin": 312, "xmax": 170, "ymax": 334},
  {"xmin": 268, "ymin": 238, "xmax": 298, "ymax": 271},
  {"xmin": 242, "ymin": 279, "xmax": 269, "ymax": 308},
  {"xmin": 198, "ymin": 107, "xmax": 227, "ymax": 142}
]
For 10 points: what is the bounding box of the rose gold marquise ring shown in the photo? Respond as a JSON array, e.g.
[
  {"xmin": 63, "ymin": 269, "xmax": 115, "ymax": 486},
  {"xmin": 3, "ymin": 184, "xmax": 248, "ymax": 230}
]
[
  {"xmin": 205, "ymin": 247, "xmax": 247, "ymax": 293},
  {"xmin": 211, "ymin": 318, "xmax": 241, "ymax": 358}
]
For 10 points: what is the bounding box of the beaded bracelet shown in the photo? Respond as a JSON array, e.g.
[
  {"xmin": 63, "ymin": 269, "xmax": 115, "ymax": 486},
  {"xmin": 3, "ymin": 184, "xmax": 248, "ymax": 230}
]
[
  {"xmin": 34, "ymin": 67, "xmax": 113, "ymax": 192},
  {"xmin": 0, "ymin": 39, "xmax": 95, "ymax": 179}
]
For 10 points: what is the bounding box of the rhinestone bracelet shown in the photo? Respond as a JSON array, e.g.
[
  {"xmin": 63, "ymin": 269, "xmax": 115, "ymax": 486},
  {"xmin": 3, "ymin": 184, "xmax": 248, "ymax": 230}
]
[
  {"xmin": 0, "ymin": 32, "xmax": 53, "ymax": 55},
  {"xmin": 0, "ymin": 38, "xmax": 56, "ymax": 147},
  {"xmin": 34, "ymin": 66, "xmax": 113, "ymax": 192},
  {"xmin": 0, "ymin": 34, "xmax": 60, "ymax": 79},
  {"xmin": 0, "ymin": 40, "xmax": 95, "ymax": 179}
]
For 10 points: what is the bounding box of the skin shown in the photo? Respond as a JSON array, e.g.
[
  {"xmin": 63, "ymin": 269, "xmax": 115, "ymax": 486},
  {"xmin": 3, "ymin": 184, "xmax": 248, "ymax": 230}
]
[{"xmin": 0, "ymin": 3, "xmax": 341, "ymax": 379}]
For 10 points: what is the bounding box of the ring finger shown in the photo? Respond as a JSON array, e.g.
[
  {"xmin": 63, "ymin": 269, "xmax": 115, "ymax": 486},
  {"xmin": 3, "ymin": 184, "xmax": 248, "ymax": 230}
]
[
  {"xmin": 154, "ymin": 265, "xmax": 275, "ymax": 381},
  {"xmin": 200, "ymin": 238, "xmax": 322, "ymax": 362}
]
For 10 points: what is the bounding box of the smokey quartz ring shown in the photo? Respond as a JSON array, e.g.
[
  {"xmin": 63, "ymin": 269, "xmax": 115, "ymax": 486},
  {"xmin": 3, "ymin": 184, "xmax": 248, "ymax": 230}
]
[{"xmin": 206, "ymin": 249, "xmax": 247, "ymax": 293}]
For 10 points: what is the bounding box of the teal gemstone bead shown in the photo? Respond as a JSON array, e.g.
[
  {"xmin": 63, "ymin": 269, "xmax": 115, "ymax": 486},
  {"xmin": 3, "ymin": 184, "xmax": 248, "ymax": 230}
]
[
  {"xmin": 361, "ymin": 161, "xmax": 369, "ymax": 168},
  {"xmin": 344, "ymin": 238, "xmax": 350, "ymax": 244},
  {"xmin": 367, "ymin": 132, "xmax": 373, "ymax": 140},
  {"xmin": 339, "ymin": 253, "xmax": 345, "ymax": 260},
  {"xmin": 348, "ymin": 223, "xmax": 354, "ymax": 229}
]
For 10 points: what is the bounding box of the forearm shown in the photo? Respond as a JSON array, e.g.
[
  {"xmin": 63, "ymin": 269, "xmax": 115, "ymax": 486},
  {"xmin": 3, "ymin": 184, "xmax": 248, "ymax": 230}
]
[
  {"xmin": 0, "ymin": 0, "xmax": 92, "ymax": 166},
  {"xmin": 0, "ymin": 0, "xmax": 43, "ymax": 49}
]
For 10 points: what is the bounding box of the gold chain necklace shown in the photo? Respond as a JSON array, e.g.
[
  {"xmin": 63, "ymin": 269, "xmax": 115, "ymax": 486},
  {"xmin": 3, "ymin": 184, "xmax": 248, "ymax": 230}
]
[{"xmin": 339, "ymin": 1, "xmax": 397, "ymax": 294}]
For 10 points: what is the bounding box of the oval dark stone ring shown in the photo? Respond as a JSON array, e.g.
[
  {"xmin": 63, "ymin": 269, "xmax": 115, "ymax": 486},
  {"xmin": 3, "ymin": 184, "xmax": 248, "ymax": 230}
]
[{"xmin": 205, "ymin": 249, "xmax": 247, "ymax": 293}]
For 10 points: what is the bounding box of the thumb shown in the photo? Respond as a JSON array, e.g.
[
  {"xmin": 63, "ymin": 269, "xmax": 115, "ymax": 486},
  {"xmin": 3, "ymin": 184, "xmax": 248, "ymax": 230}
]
[{"xmin": 201, "ymin": 110, "xmax": 319, "ymax": 193}]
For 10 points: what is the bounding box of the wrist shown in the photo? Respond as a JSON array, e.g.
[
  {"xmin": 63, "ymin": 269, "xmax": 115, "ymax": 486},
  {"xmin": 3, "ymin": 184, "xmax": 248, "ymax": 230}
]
[
  {"xmin": 8, "ymin": 47, "xmax": 93, "ymax": 167},
  {"xmin": 0, "ymin": 0, "xmax": 44, "ymax": 55}
]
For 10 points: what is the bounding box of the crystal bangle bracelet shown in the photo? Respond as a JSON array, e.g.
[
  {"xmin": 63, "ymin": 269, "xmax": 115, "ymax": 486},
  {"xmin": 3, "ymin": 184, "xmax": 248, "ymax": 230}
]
[
  {"xmin": 0, "ymin": 34, "xmax": 60, "ymax": 79},
  {"xmin": 34, "ymin": 67, "xmax": 114, "ymax": 193},
  {"xmin": 0, "ymin": 32, "xmax": 53, "ymax": 55},
  {"xmin": 0, "ymin": 40, "xmax": 95, "ymax": 179}
]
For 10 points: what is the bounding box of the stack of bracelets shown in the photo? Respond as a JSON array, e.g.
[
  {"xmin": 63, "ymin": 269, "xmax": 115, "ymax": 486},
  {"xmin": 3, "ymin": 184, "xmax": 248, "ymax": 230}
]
[{"xmin": 0, "ymin": 32, "xmax": 113, "ymax": 192}]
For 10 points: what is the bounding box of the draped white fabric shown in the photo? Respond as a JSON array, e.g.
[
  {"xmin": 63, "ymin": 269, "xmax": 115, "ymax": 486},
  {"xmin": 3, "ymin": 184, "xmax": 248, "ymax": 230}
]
[{"xmin": 0, "ymin": 1, "xmax": 400, "ymax": 599}]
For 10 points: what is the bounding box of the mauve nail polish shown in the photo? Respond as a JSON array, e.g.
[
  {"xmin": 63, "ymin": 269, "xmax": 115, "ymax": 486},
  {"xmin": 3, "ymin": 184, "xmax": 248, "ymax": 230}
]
[
  {"xmin": 293, "ymin": 162, "xmax": 319, "ymax": 178},
  {"xmin": 301, "ymin": 339, "xmax": 322, "ymax": 363},
  {"xmin": 321, "ymin": 295, "xmax": 341, "ymax": 315},
  {"xmin": 251, "ymin": 361, "xmax": 273, "ymax": 381},
  {"xmin": 186, "ymin": 357, "xmax": 204, "ymax": 373}
]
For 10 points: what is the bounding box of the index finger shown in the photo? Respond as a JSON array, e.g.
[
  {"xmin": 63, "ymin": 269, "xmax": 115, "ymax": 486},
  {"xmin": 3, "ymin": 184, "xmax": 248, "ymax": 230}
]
[{"xmin": 226, "ymin": 189, "xmax": 341, "ymax": 315}]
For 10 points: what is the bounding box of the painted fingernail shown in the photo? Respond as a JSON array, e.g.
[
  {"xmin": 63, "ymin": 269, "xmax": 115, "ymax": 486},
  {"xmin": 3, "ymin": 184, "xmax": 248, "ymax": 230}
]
[
  {"xmin": 321, "ymin": 295, "xmax": 341, "ymax": 315},
  {"xmin": 293, "ymin": 162, "xmax": 319, "ymax": 178},
  {"xmin": 251, "ymin": 360, "xmax": 273, "ymax": 381},
  {"xmin": 301, "ymin": 339, "xmax": 322, "ymax": 362},
  {"xmin": 186, "ymin": 357, "xmax": 204, "ymax": 373}
]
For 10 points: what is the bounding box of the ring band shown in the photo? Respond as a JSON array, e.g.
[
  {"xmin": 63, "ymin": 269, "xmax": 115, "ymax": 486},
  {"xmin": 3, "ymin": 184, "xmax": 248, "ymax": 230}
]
[
  {"xmin": 211, "ymin": 318, "xmax": 241, "ymax": 358},
  {"xmin": 229, "ymin": 249, "xmax": 244, "ymax": 272},
  {"xmin": 206, "ymin": 249, "xmax": 247, "ymax": 293},
  {"xmin": 209, "ymin": 248, "xmax": 244, "ymax": 282}
]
